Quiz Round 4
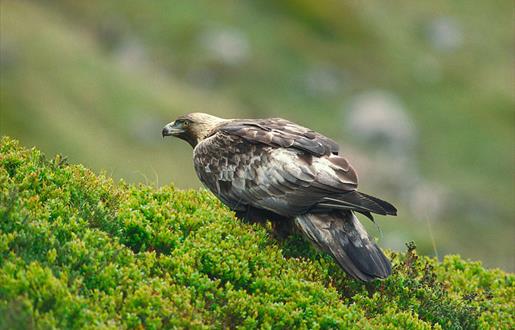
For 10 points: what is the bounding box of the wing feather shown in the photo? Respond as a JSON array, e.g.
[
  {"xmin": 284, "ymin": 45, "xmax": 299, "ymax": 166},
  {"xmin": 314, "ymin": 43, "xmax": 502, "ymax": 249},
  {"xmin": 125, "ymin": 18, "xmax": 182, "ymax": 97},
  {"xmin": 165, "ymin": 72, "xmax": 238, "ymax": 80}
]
[
  {"xmin": 193, "ymin": 131, "xmax": 358, "ymax": 216},
  {"xmin": 194, "ymin": 119, "xmax": 394, "ymax": 218},
  {"xmin": 218, "ymin": 118, "xmax": 339, "ymax": 156}
]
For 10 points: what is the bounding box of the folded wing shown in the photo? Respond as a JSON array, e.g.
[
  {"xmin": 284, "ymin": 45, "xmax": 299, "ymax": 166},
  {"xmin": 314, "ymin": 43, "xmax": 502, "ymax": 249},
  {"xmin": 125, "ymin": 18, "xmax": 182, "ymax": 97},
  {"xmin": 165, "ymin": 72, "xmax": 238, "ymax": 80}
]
[
  {"xmin": 195, "ymin": 120, "xmax": 396, "ymax": 218},
  {"xmin": 218, "ymin": 118, "xmax": 340, "ymax": 157}
]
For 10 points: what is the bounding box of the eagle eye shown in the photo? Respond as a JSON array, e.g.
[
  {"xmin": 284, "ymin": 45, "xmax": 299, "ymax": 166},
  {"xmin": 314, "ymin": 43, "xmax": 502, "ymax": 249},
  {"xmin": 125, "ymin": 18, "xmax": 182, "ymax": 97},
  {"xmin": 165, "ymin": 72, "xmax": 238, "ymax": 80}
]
[{"xmin": 175, "ymin": 119, "xmax": 191, "ymax": 128}]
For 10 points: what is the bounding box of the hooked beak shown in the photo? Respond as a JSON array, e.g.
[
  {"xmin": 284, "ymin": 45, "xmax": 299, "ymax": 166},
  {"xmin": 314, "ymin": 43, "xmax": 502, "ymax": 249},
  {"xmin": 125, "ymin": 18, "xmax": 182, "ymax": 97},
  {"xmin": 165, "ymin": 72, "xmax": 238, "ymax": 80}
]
[{"xmin": 162, "ymin": 121, "xmax": 184, "ymax": 138}]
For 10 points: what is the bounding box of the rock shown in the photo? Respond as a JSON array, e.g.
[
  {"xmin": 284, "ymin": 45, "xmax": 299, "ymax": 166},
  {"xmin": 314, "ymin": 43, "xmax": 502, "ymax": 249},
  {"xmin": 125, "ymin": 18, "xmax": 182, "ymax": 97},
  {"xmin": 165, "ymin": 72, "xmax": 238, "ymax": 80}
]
[
  {"xmin": 344, "ymin": 90, "xmax": 416, "ymax": 154},
  {"xmin": 199, "ymin": 27, "xmax": 250, "ymax": 67},
  {"xmin": 426, "ymin": 16, "xmax": 463, "ymax": 53}
]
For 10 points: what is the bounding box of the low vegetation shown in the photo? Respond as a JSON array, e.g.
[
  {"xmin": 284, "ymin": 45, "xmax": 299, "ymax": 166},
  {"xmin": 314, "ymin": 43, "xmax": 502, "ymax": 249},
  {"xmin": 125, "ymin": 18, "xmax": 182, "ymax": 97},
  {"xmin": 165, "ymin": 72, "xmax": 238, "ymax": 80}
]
[
  {"xmin": 1, "ymin": 137, "xmax": 513, "ymax": 329},
  {"xmin": 2, "ymin": 0, "xmax": 514, "ymax": 272}
]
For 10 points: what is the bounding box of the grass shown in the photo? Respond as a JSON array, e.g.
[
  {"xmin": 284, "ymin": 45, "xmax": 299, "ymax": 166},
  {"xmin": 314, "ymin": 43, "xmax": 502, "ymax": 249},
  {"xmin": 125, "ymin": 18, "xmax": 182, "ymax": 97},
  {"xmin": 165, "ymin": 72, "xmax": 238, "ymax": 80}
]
[
  {"xmin": 0, "ymin": 0, "xmax": 513, "ymax": 273},
  {"xmin": 1, "ymin": 136, "xmax": 514, "ymax": 329}
]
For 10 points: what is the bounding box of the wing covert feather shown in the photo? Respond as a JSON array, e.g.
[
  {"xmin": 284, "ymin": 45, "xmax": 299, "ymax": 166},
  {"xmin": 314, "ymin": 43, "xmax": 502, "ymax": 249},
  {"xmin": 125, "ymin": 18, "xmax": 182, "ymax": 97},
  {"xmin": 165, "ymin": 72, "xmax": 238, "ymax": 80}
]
[
  {"xmin": 217, "ymin": 118, "xmax": 339, "ymax": 157},
  {"xmin": 193, "ymin": 132, "xmax": 357, "ymax": 217}
]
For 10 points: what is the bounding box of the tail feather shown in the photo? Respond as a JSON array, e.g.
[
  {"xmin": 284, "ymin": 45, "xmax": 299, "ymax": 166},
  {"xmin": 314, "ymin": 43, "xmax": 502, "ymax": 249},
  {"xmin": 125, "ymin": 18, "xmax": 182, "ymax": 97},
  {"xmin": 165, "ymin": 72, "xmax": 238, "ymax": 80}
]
[
  {"xmin": 315, "ymin": 191, "xmax": 397, "ymax": 218},
  {"xmin": 358, "ymin": 192, "xmax": 397, "ymax": 215},
  {"xmin": 294, "ymin": 210, "xmax": 391, "ymax": 281}
]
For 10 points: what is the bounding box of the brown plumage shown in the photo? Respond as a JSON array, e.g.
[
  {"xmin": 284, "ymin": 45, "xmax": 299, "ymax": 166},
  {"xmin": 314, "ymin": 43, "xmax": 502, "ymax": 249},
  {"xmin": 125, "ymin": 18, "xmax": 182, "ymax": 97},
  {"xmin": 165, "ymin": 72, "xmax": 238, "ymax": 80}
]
[{"xmin": 162, "ymin": 113, "xmax": 397, "ymax": 281}]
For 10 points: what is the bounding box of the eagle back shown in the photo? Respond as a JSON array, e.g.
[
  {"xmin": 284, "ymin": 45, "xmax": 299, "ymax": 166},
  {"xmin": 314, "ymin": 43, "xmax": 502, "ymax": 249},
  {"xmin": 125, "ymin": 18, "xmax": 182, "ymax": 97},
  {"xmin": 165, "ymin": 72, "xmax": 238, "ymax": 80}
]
[{"xmin": 215, "ymin": 118, "xmax": 339, "ymax": 157}]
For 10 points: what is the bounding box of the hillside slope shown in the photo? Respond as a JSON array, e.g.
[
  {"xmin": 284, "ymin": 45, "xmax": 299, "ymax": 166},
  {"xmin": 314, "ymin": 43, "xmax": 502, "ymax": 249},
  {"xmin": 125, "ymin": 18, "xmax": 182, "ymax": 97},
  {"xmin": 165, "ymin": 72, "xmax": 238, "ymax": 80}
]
[
  {"xmin": 1, "ymin": 0, "xmax": 514, "ymax": 272},
  {"xmin": 0, "ymin": 137, "xmax": 513, "ymax": 329}
]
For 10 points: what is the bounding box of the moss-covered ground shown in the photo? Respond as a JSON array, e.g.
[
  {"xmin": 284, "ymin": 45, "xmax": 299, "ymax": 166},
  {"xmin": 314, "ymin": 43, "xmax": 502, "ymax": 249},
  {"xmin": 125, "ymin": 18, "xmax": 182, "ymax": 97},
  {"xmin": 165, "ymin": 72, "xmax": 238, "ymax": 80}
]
[{"xmin": 0, "ymin": 137, "xmax": 513, "ymax": 329}]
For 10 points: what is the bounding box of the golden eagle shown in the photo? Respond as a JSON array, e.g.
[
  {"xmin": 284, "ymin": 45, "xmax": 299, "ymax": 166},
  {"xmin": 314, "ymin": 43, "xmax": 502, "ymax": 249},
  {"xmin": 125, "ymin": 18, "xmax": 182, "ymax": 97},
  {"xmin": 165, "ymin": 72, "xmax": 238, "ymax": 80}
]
[{"xmin": 162, "ymin": 113, "xmax": 397, "ymax": 281}]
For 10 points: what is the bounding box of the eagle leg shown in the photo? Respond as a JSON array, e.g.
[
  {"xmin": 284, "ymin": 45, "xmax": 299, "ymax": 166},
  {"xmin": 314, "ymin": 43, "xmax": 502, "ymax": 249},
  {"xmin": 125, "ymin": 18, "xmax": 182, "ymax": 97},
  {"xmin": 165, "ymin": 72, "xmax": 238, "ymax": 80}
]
[{"xmin": 235, "ymin": 206, "xmax": 294, "ymax": 240}]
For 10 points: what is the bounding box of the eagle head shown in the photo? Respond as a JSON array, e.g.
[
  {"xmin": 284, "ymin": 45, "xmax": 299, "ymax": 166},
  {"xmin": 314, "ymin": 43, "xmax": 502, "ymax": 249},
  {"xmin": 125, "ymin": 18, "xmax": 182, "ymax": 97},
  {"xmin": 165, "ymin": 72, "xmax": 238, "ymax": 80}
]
[{"xmin": 162, "ymin": 113, "xmax": 226, "ymax": 147}]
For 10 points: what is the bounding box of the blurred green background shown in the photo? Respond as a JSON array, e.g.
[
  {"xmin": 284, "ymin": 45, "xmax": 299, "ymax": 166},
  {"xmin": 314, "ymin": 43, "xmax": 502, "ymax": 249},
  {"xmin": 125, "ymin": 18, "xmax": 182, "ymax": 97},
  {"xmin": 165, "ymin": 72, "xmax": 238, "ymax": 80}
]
[{"xmin": 1, "ymin": 0, "xmax": 513, "ymax": 271}]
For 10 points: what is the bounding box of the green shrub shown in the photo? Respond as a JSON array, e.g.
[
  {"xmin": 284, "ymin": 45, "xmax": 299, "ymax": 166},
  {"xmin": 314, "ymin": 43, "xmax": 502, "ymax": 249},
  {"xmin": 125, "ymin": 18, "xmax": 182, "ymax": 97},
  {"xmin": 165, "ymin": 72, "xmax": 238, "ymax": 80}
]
[{"xmin": 1, "ymin": 136, "xmax": 513, "ymax": 329}]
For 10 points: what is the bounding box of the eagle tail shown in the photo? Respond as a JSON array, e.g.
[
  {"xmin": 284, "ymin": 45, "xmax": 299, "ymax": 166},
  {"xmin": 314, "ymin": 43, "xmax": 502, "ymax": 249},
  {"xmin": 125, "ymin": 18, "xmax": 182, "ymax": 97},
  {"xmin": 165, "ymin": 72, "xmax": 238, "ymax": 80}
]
[
  {"xmin": 315, "ymin": 191, "xmax": 397, "ymax": 221},
  {"xmin": 294, "ymin": 210, "xmax": 391, "ymax": 281}
]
